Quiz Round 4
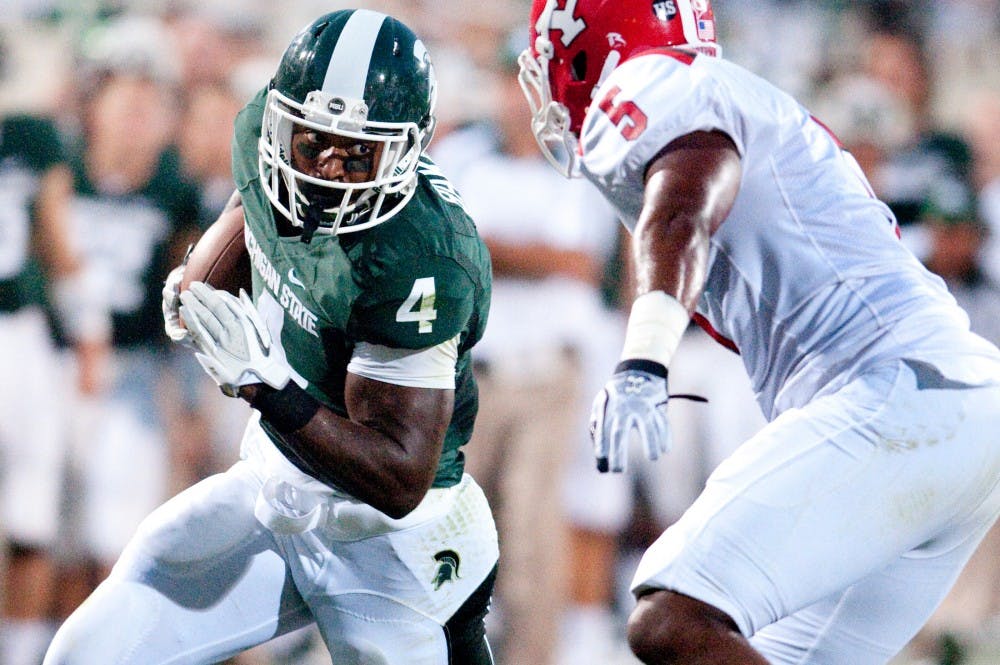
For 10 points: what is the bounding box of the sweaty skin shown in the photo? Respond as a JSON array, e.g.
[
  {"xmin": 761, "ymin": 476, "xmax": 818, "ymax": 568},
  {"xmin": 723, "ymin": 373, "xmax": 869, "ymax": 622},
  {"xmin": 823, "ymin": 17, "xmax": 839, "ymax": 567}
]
[
  {"xmin": 633, "ymin": 130, "xmax": 741, "ymax": 315},
  {"xmin": 239, "ymin": 377, "xmax": 452, "ymax": 519},
  {"xmin": 290, "ymin": 127, "xmax": 382, "ymax": 182}
]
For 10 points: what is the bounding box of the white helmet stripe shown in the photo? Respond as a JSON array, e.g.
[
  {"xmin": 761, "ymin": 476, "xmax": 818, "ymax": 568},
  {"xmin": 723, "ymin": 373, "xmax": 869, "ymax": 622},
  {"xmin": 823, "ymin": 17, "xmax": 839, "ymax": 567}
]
[
  {"xmin": 674, "ymin": 0, "xmax": 700, "ymax": 46},
  {"xmin": 323, "ymin": 9, "xmax": 386, "ymax": 99}
]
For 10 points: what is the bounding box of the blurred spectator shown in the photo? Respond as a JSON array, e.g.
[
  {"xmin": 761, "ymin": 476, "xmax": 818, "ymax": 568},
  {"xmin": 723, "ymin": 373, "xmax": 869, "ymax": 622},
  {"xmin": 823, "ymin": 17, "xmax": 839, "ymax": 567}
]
[
  {"xmin": 431, "ymin": 32, "xmax": 620, "ymax": 665},
  {"xmin": 160, "ymin": 3, "xmax": 268, "ymax": 90},
  {"xmin": 919, "ymin": 181, "xmax": 1000, "ymax": 348},
  {"xmin": 962, "ymin": 91, "xmax": 1000, "ymax": 283},
  {"xmin": 0, "ymin": 112, "xmax": 109, "ymax": 665},
  {"xmin": 426, "ymin": 46, "xmax": 496, "ymax": 151},
  {"xmin": 862, "ymin": 28, "xmax": 974, "ymax": 233},
  {"xmin": 811, "ymin": 73, "xmax": 913, "ymax": 189},
  {"xmin": 901, "ymin": 179, "xmax": 1000, "ymax": 665},
  {"xmin": 166, "ymin": 79, "xmax": 250, "ymax": 495},
  {"xmin": 53, "ymin": 29, "xmax": 203, "ymax": 620},
  {"xmin": 924, "ymin": 0, "xmax": 1000, "ymax": 129},
  {"xmin": 716, "ymin": 0, "xmax": 840, "ymax": 101},
  {"xmin": 177, "ymin": 81, "xmax": 243, "ymax": 224}
]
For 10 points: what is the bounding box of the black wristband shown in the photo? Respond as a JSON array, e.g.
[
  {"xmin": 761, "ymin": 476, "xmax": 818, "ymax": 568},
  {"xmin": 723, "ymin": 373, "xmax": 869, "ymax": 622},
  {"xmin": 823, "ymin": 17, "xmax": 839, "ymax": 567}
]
[
  {"xmin": 250, "ymin": 382, "xmax": 321, "ymax": 434},
  {"xmin": 614, "ymin": 358, "xmax": 668, "ymax": 378}
]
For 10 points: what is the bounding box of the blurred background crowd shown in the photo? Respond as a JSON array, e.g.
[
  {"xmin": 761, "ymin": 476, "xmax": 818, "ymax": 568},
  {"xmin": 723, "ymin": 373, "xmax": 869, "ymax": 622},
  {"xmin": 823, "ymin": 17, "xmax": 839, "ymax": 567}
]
[{"xmin": 0, "ymin": 1, "xmax": 997, "ymax": 664}]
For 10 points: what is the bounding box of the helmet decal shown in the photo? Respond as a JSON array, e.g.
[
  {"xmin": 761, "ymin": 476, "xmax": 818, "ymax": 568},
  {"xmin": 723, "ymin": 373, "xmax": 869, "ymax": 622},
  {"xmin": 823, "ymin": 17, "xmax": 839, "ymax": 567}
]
[
  {"xmin": 322, "ymin": 9, "xmax": 386, "ymax": 100},
  {"xmin": 652, "ymin": 1, "xmax": 678, "ymax": 21},
  {"xmin": 536, "ymin": 0, "xmax": 586, "ymax": 48}
]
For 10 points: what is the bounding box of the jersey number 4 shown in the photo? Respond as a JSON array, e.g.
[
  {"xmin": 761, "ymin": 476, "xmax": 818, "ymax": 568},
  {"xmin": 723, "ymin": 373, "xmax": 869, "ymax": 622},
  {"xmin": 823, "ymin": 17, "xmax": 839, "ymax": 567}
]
[{"xmin": 396, "ymin": 277, "xmax": 437, "ymax": 333}]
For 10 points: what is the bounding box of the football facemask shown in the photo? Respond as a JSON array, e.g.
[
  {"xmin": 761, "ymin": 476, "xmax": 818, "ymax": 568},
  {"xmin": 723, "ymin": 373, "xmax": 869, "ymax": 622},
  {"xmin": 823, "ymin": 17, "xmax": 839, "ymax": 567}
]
[
  {"xmin": 257, "ymin": 9, "xmax": 437, "ymax": 237},
  {"xmin": 259, "ymin": 88, "xmax": 422, "ymax": 236}
]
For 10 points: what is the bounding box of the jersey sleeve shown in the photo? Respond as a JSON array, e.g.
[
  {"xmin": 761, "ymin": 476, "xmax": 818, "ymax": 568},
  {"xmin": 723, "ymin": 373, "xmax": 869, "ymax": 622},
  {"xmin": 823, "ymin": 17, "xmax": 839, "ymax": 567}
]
[
  {"xmin": 231, "ymin": 89, "xmax": 267, "ymax": 191},
  {"xmin": 348, "ymin": 253, "xmax": 476, "ymax": 350},
  {"xmin": 580, "ymin": 53, "xmax": 745, "ymax": 186}
]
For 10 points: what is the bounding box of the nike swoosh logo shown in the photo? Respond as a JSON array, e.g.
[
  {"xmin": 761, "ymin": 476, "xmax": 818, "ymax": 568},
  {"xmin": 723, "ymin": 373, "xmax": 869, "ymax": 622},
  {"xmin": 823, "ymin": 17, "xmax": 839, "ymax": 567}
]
[{"xmin": 287, "ymin": 268, "xmax": 305, "ymax": 288}]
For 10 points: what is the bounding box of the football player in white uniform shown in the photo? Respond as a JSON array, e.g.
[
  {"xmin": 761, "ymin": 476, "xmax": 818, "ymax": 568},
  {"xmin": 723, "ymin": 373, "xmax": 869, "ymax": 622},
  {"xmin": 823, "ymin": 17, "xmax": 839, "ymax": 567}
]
[{"xmin": 520, "ymin": 1, "xmax": 1000, "ymax": 664}]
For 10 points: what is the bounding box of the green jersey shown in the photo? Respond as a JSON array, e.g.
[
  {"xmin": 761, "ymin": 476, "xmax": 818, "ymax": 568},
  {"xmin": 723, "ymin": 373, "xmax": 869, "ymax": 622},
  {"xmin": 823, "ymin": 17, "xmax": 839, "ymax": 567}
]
[
  {"xmin": 232, "ymin": 90, "xmax": 491, "ymax": 488},
  {"xmin": 69, "ymin": 143, "xmax": 202, "ymax": 348},
  {"xmin": 0, "ymin": 115, "xmax": 65, "ymax": 313}
]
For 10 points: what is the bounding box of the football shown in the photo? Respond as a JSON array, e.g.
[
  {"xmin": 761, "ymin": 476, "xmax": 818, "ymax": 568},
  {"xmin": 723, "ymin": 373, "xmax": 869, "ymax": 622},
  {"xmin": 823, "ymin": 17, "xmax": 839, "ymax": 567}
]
[{"xmin": 181, "ymin": 205, "xmax": 252, "ymax": 296}]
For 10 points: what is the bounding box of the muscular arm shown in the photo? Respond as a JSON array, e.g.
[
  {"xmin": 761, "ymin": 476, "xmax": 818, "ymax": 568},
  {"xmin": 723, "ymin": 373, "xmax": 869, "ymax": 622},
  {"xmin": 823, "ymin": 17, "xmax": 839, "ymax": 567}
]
[
  {"xmin": 219, "ymin": 188, "xmax": 449, "ymax": 518},
  {"xmin": 243, "ymin": 374, "xmax": 452, "ymax": 519},
  {"xmin": 632, "ymin": 130, "xmax": 742, "ymax": 311}
]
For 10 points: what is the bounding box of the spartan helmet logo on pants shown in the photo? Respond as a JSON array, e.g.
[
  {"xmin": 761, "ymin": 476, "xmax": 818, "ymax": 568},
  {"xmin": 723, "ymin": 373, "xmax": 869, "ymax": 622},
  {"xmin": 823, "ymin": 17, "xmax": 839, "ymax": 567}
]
[{"xmin": 432, "ymin": 549, "xmax": 461, "ymax": 590}]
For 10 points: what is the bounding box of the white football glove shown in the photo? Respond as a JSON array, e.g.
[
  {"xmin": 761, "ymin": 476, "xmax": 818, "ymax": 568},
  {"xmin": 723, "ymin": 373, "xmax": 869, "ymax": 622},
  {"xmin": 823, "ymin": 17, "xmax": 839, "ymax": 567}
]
[
  {"xmin": 162, "ymin": 262, "xmax": 192, "ymax": 346},
  {"xmin": 589, "ymin": 364, "xmax": 672, "ymax": 473},
  {"xmin": 179, "ymin": 281, "xmax": 291, "ymax": 397}
]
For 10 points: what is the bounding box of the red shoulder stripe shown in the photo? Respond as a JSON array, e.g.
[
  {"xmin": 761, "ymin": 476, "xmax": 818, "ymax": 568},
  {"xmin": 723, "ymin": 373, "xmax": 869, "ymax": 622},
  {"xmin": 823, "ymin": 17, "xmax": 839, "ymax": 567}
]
[
  {"xmin": 692, "ymin": 313, "xmax": 740, "ymax": 354},
  {"xmin": 630, "ymin": 47, "xmax": 697, "ymax": 66}
]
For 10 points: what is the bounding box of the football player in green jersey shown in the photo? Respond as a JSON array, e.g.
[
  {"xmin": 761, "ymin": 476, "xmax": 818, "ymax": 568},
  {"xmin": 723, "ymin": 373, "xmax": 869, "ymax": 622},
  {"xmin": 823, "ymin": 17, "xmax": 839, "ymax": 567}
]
[{"xmin": 44, "ymin": 9, "xmax": 498, "ymax": 665}]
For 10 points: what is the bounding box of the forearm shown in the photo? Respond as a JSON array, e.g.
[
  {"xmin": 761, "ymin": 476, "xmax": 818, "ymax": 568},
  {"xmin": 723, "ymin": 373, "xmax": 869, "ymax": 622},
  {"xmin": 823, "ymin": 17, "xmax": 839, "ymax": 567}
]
[
  {"xmin": 632, "ymin": 211, "xmax": 710, "ymax": 313},
  {"xmin": 33, "ymin": 166, "xmax": 78, "ymax": 276},
  {"xmin": 633, "ymin": 129, "xmax": 741, "ymax": 310},
  {"xmin": 244, "ymin": 383, "xmax": 445, "ymax": 518}
]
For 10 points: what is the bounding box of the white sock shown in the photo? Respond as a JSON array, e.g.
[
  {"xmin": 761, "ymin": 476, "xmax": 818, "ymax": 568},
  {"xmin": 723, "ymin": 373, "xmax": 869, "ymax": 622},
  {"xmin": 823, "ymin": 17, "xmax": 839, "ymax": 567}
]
[{"xmin": 0, "ymin": 619, "xmax": 58, "ymax": 665}]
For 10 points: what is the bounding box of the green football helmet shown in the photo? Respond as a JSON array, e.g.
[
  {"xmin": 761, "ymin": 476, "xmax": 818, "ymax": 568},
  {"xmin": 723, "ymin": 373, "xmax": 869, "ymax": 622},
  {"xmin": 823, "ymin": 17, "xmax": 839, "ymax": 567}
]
[{"xmin": 259, "ymin": 9, "xmax": 437, "ymax": 237}]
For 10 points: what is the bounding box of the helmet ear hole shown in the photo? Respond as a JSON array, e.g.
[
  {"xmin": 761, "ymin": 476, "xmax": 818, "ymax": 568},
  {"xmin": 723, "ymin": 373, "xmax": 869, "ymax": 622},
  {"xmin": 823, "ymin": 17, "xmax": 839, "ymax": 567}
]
[
  {"xmin": 420, "ymin": 114, "xmax": 437, "ymax": 149},
  {"xmin": 570, "ymin": 51, "xmax": 587, "ymax": 82}
]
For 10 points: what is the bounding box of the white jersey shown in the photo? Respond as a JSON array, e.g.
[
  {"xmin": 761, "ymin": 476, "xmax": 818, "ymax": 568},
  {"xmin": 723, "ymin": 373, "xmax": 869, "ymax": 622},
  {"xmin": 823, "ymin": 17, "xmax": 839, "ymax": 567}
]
[{"xmin": 579, "ymin": 50, "xmax": 998, "ymax": 419}]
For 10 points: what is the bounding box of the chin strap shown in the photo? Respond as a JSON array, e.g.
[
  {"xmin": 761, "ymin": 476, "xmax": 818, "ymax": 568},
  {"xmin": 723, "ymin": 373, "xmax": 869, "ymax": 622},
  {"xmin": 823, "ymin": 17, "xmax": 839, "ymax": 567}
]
[
  {"xmin": 300, "ymin": 205, "xmax": 321, "ymax": 244},
  {"xmin": 291, "ymin": 182, "xmax": 325, "ymax": 244}
]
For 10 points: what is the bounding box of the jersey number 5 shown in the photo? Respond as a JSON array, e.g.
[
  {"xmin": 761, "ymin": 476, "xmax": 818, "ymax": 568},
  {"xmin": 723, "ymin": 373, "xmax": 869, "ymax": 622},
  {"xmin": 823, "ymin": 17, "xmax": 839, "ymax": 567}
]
[
  {"xmin": 597, "ymin": 86, "xmax": 647, "ymax": 140},
  {"xmin": 396, "ymin": 277, "xmax": 437, "ymax": 333}
]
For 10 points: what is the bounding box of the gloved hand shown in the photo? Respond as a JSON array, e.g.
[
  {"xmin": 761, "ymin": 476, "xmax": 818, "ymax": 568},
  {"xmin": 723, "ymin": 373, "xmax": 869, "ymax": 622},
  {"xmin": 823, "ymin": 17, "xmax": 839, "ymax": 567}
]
[
  {"xmin": 179, "ymin": 281, "xmax": 291, "ymax": 397},
  {"xmin": 162, "ymin": 256, "xmax": 192, "ymax": 346},
  {"xmin": 589, "ymin": 360, "xmax": 672, "ymax": 473}
]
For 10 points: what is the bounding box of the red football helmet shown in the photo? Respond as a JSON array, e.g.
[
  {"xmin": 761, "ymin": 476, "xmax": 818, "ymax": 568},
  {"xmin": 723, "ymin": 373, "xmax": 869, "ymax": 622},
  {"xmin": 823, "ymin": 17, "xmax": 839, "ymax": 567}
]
[{"xmin": 519, "ymin": 0, "xmax": 720, "ymax": 176}]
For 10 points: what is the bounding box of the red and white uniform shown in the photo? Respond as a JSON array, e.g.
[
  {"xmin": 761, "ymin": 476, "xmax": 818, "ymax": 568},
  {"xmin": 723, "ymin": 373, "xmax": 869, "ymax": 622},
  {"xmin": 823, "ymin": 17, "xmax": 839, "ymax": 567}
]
[{"xmin": 583, "ymin": 50, "xmax": 1000, "ymax": 663}]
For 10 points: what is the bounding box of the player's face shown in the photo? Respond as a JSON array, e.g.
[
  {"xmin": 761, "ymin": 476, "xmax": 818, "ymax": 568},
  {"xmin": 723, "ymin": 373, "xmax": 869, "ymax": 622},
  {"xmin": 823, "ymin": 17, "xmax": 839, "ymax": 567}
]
[{"xmin": 289, "ymin": 125, "xmax": 382, "ymax": 184}]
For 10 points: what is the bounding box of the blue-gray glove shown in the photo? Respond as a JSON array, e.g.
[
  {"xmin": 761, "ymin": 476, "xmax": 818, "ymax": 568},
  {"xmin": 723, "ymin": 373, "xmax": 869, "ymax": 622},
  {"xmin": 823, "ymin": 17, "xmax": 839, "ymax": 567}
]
[
  {"xmin": 589, "ymin": 360, "xmax": 672, "ymax": 473},
  {"xmin": 589, "ymin": 359, "xmax": 706, "ymax": 473}
]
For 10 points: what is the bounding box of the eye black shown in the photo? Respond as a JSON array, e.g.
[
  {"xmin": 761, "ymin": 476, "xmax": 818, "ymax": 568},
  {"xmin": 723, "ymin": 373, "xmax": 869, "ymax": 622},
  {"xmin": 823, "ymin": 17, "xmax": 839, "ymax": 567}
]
[
  {"xmin": 344, "ymin": 158, "xmax": 372, "ymax": 173},
  {"xmin": 296, "ymin": 137, "xmax": 321, "ymax": 160}
]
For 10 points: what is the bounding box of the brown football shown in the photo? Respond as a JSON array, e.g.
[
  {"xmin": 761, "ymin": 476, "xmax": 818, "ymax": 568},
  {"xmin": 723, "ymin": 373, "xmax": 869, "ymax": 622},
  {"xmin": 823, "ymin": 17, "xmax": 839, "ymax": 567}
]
[{"xmin": 181, "ymin": 205, "xmax": 252, "ymax": 296}]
